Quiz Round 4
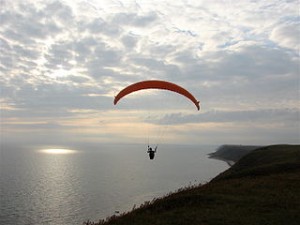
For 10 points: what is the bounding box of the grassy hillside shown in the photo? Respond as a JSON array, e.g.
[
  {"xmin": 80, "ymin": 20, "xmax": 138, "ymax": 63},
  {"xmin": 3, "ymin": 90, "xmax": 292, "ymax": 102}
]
[{"xmin": 85, "ymin": 145, "xmax": 300, "ymax": 225}]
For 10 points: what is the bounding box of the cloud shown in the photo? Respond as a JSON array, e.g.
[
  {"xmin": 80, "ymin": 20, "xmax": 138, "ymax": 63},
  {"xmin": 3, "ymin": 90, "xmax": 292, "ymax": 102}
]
[
  {"xmin": 121, "ymin": 33, "xmax": 138, "ymax": 49},
  {"xmin": 156, "ymin": 108, "xmax": 300, "ymax": 125},
  {"xmin": 1, "ymin": 0, "xmax": 299, "ymax": 145},
  {"xmin": 270, "ymin": 22, "xmax": 300, "ymax": 50},
  {"xmin": 111, "ymin": 11, "xmax": 158, "ymax": 27},
  {"xmin": 2, "ymin": 121, "xmax": 65, "ymax": 130},
  {"xmin": 4, "ymin": 83, "xmax": 111, "ymax": 110},
  {"xmin": 85, "ymin": 18, "xmax": 121, "ymax": 36}
]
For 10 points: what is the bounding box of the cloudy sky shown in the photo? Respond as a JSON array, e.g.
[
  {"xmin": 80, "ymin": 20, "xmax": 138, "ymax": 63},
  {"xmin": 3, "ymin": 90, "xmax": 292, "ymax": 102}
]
[{"xmin": 1, "ymin": 0, "xmax": 299, "ymax": 146}]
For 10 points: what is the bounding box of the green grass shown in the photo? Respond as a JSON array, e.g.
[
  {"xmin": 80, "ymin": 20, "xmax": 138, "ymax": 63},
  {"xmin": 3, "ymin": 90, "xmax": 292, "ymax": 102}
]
[{"xmin": 84, "ymin": 145, "xmax": 300, "ymax": 225}]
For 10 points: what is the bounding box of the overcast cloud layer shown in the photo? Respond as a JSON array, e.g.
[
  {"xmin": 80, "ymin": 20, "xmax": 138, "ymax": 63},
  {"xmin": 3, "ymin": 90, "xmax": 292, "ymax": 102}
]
[{"xmin": 1, "ymin": 0, "xmax": 299, "ymax": 145}]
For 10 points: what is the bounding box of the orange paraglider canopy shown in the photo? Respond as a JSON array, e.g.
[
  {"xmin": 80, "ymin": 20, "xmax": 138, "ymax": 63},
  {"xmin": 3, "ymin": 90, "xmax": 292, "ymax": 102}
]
[{"xmin": 114, "ymin": 80, "xmax": 200, "ymax": 110}]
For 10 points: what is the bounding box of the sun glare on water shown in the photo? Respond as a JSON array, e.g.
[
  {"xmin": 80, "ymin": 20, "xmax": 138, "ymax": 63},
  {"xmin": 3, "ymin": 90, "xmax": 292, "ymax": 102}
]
[{"xmin": 39, "ymin": 148, "xmax": 78, "ymax": 154}]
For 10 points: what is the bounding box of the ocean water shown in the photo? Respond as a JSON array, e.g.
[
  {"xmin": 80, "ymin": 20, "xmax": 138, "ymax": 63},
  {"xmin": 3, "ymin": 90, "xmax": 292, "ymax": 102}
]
[{"xmin": 0, "ymin": 143, "xmax": 228, "ymax": 225}]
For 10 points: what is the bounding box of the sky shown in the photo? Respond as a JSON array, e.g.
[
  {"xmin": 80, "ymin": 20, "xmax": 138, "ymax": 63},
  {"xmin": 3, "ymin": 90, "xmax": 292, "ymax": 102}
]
[{"xmin": 1, "ymin": 0, "xmax": 299, "ymax": 146}]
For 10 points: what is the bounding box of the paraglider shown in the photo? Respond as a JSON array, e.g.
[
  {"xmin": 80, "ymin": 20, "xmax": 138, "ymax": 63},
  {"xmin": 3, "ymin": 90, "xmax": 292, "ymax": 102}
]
[
  {"xmin": 113, "ymin": 80, "xmax": 200, "ymax": 160},
  {"xmin": 113, "ymin": 80, "xmax": 200, "ymax": 110},
  {"xmin": 147, "ymin": 145, "xmax": 157, "ymax": 160}
]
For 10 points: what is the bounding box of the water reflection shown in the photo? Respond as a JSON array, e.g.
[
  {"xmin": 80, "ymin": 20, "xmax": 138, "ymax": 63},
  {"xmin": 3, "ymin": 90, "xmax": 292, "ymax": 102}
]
[
  {"xmin": 1, "ymin": 144, "xmax": 228, "ymax": 225},
  {"xmin": 39, "ymin": 148, "xmax": 78, "ymax": 154}
]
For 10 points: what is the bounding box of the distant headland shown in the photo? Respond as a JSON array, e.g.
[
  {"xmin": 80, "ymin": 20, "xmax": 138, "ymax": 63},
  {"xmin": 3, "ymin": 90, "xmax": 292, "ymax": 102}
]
[{"xmin": 208, "ymin": 144, "xmax": 262, "ymax": 166}]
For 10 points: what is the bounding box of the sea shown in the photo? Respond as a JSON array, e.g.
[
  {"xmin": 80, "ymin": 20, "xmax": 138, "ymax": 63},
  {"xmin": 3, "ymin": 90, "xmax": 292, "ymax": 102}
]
[{"xmin": 0, "ymin": 143, "xmax": 228, "ymax": 225}]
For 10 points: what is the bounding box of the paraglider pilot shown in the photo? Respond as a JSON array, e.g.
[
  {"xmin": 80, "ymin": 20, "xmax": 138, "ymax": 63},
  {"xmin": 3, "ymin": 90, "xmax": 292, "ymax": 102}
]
[{"xmin": 147, "ymin": 145, "xmax": 157, "ymax": 160}]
